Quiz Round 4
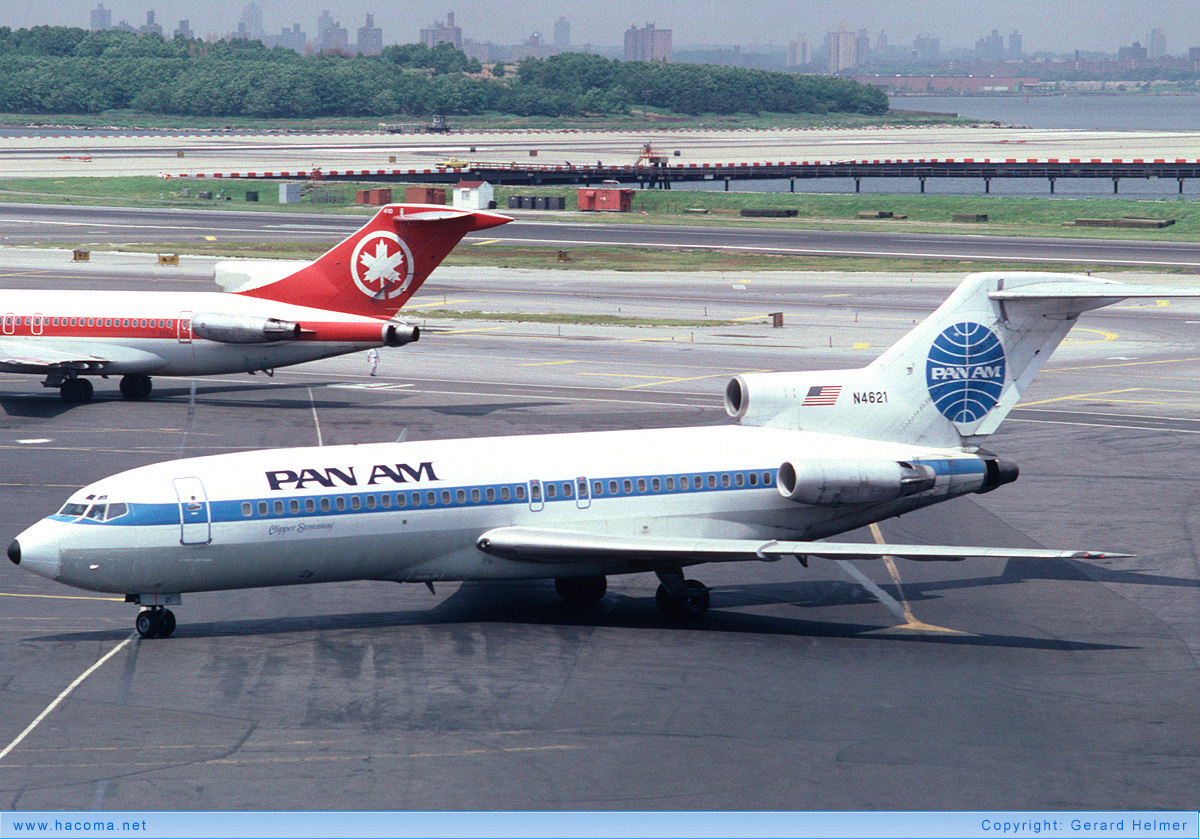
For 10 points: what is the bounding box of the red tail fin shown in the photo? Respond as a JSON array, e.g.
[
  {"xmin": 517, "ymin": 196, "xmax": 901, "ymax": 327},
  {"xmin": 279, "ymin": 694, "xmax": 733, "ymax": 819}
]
[{"xmin": 235, "ymin": 204, "xmax": 511, "ymax": 317}]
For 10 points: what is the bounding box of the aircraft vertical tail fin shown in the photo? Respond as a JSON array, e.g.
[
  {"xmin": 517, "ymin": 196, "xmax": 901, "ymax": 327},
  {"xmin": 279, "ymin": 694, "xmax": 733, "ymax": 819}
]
[
  {"xmin": 726, "ymin": 272, "xmax": 1199, "ymax": 448},
  {"xmin": 234, "ymin": 204, "xmax": 511, "ymax": 318}
]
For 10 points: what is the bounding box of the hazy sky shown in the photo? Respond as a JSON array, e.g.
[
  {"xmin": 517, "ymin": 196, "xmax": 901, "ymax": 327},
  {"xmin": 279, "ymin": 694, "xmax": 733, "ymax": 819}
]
[{"xmin": 5, "ymin": 0, "xmax": 1195, "ymax": 53}]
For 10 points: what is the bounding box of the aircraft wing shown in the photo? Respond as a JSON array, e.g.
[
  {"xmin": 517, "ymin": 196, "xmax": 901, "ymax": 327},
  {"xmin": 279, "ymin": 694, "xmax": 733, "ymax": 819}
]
[
  {"xmin": 0, "ymin": 339, "xmax": 112, "ymax": 373},
  {"xmin": 989, "ymin": 281, "xmax": 1200, "ymax": 300},
  {"xmin": 475, "ymin": 526, "xmax": 1128, "ymax": 564}
]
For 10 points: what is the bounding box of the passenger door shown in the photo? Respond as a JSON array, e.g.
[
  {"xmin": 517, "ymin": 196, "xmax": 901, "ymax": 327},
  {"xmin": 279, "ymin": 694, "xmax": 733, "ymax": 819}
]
[{"xmin": 172, "ymin": 476, "xmax": 211, "ymax": 545}]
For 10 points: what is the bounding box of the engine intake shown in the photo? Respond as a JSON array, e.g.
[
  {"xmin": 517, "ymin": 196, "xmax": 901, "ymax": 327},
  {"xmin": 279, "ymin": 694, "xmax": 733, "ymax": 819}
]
[
  {"xmin": 777, "ymin": 459, "xmax": 936, "ymax": 505},
  {"xmin": 191, "ymin": 313, "xmax": 300, "ymax": 344}
]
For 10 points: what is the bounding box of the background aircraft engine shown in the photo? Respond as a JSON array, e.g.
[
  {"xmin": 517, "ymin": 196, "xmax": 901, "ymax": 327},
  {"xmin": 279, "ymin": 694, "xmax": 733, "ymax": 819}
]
[
  {"xmin": 191, "ymin": 313, "xmax": 301, "ymax": 343},
  {"xmin": 384, "ymin": 323, "xmax": 419, "ymax": 346},
  {"xmin": 725, "ymin": 372, "xmax": 831, "ymax": 425},
  {"xmin": 777, "ymin": 459, "xmax": 936, "ymax": 505}
]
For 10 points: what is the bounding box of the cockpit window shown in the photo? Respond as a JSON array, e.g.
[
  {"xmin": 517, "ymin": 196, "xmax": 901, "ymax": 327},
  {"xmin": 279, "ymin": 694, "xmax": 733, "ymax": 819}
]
[
  {"xmin": 105, "ymin": 503, "xmax": 128, "ymax": 520},
  {"xmin": 85, "ymin": 504, "xmax": 107, "ymax": 520},
  {"xmin": 58, "ymin": 502, "xmax": 88, "ymax": 517}
]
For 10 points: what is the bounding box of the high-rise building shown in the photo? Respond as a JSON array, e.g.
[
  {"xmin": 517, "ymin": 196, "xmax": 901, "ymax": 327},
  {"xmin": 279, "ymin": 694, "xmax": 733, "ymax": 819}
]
[
  {"xmin": 1148, "ymin": 28, "xmax": 1166, "ymax": 60},
  {"xmin": 1008, "ymin": 30, "xmax": 1023, "ymax": 60},
  {"xmin": 240, "ymin": 3, "xmax": 265, "ymax": 42},
  {"xmin": 624, "ymin": 23, "xmax": 671, "ymax": 62},
  {"xmin": 975, "ymin": 29, "xmax": 1004, "ymax": 61},
  {"xmin": 174, "ymin": 19, "xmax": 194, "ymax": 39},
  {"xmin": 827, "ymin": 28, "xmax": 856, "ymax": 72},
  {"xmin": 554, "ymin": 17, "xmax": 570, "ymax": 49},
  {"xmin": 357, "ymin": 14, "xmax": 383, "ymax": 54},
  {"xmin": 90, "ymin": 4, "xmax": 112, "ymax": 31},
  {"xmin": 421, "ymin": 11, "xmax": 463, "ymax": 50},
  {"xmin": 913, "ymin": 34, "xmax": 939, "ymax": 61},
  {"xmin": 140, "ymin": 11, "xmax": 163, "ymax": 36},
  {"xmin": 787, "ymin": 35, "xmax": 808, "ymax": 68},
  {"xmin": 276, "ymin": 23, "xmax": 308, "ymax": 53},
  {"xmin": 317, "ymin": 10, "xmax": 349, "ymax": 53}
]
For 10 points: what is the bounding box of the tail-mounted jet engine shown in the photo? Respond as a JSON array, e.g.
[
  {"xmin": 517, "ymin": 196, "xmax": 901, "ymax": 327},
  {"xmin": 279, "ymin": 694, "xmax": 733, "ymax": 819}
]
[
  {"xmin": 191, "ymin": 313, "xmax": 301, "ymax": 344},
  {"xmin": 777, "ymin": 459, "xmax": 936, "ymax": 505}
]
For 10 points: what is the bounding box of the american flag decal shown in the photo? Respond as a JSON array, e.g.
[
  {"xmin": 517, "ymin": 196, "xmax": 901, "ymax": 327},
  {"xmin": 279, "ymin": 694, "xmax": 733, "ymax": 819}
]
[{"xmin": 802, "ymin": 385, "xmax": 841, "ymax": 406}]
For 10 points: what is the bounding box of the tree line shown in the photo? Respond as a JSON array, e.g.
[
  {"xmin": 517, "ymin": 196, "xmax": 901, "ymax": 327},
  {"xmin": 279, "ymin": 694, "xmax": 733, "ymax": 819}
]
[{"xmin": 0, "ymin": 26, "xmax": 887, "ymax": 119}]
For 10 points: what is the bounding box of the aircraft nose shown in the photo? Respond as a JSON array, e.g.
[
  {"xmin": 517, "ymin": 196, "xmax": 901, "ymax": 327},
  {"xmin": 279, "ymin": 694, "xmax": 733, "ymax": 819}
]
[{"xmin": 9, "ymin": 522, "xmax": 61, "ymax": 581}]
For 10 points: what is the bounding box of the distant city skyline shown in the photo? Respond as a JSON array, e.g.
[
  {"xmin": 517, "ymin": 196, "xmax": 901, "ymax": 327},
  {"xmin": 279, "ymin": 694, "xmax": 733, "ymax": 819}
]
[{"xmin": 5, "ymin": 0, "xmax": 1199, "ymax": 54}]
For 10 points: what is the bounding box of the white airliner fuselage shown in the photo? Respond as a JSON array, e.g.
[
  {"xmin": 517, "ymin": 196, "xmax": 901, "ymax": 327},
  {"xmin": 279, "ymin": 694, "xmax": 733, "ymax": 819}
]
[{"xmin": 13, "ymin": 426, "xmax": 1000, "ymax": 597}]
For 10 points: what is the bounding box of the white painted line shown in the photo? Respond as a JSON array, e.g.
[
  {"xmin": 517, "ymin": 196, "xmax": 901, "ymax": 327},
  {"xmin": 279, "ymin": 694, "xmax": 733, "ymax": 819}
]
[
  {"xmin": 0, "ymin": 637, "xmax": 132, "ymax": 764},
  {"xmin": 308, "ymin": 387, "xmax": 323, "ymax": 447}
]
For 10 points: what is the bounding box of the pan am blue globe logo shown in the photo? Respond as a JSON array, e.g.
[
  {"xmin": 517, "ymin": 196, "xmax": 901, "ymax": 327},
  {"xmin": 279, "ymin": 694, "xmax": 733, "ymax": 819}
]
[{"xmin": 926, "ymin": 322, "xmax": 1006, "ymax": 423}]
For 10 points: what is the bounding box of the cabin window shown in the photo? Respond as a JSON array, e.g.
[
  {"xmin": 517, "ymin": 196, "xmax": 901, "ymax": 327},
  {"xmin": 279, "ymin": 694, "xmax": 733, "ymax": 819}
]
[
  {"xmin": 87, "ymin": 318, "xmax": 95, "ymax": 327},
  {"xmin": 471, "ymin": 488, "xmax": 481, "ymax": 503},
  {"xmin": 258, "ymin": 501, "xmax": 268, "ymax": 515},
  {"xmin": 396, "ymin": 493, "xmax": 406, "ymax": 508},
  {"xmin": 637, "ymin": 479, "xmax": 646, "ymax": 493},
  {"xmin": 320, "ymin": 497, "xmax": 331, "ymax": 512},
  {"xmin": 241, "ymin": 502, "xmax": 252, "ymax": 517},
  {"xmin": 273, "ymin": 500, "xmax": 284, "ymax": 515},
  {"xmin": 707, "ymin": 474, "xmax": 717, "ymax": 488},
  {"xmin": 351, "ymin": 496, "xmax": 361, "ymax": 511},
  {"xmin": 408, "ymin": 492, "xmax": 419, "ymax": 507},
  {"xmin": 289, "ymin": 499, "xmax": 300, "ymax": 514},
  {"xmin": 426, "ymin": 491, "xmax": 436, "ymax": 505},
  {"xmin": 763, "ymin": 471, "xmax": 773, "ymax": 484},
  {"xmin": 609, "ymin": 480, "xmax": 618, "ymax": 494},
  {"xmin": 104, "ymin": 319, "xmax": 111, "ymax": 327},
  {"xmin": 545, "ymin": 484, "xmax": 556, "ymax": 500},
  {"xmin": 515, "ymin": 485, "xmax": 526, "ymax": 501},
  {"xmin": 335, "ymin": 497, "xmax": 345, "ymax": 511},
  {"xmin": 52, "ymin": 318, "xmax": 59, "ymax": 327},
  {"xmin": 593, "ymin": 481, "xmax": 603, "ymax": 496},
  {"xmin": 303, "ymin": 498, "xmax": 314, "ymax": 513},
  {"xmin": 441, "ymin": 490, "xmax": 451, "ymax": 504},
  {"xmin": 721, "ymin": 474, "xmax": 730, "ymax": 488},
  {"xmin": 455, "ymin": 489, "xmax": 466, "ymax": 503},
  {"xmin": 70, "ymin": 318, "xmax": 76, "ymax": 326},
  {"xmin": 486, "ymin": 487, "xmax": 495, "ymax": 502},
  {"xmin": 531, "ymin": 483, "xmax": 543, "ymax": 502},
  {"xmin": 736, "ymin": 473, "xmax": 745, "ymax": 487},
  {"xmin": 563, "ymin": 482, "xmax": 573, "ymax": 498},
  {"xmin": 666, "ymin": 477, "xmax": 675, "ymax": 491},
  {"xmin": 651, "ymin": 478, "xmax": 661, "ymax": 492},
  {"xmin": 500, "ymin": 486, "xmax": 511, "ymax": 501},
  {"xmin": 749, "ymin": 472, "xmax": 758, "ymax": 486},
  {"xmin": 380, "ymin": 494, "xmax": 391, "ymax": 509},
  {"xmin": 365, "ymin": 495, "xmax": 376, "ymax": 510}
]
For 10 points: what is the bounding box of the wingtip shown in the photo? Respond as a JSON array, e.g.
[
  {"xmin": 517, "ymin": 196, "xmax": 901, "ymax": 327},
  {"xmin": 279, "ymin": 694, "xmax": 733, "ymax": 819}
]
[{"xmin": 1070, "ymin": 551, "xmax": 1135, "ymax": 559}]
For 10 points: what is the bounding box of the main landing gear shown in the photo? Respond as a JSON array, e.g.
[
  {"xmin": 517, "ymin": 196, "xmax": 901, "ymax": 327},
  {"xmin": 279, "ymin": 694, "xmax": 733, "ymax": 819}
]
[
  {"xmin": 59, "ymin": 377, "xmax": 94, "ymax": 403},
  {"xmin": 119, "ymin": 374, "xmax": 153, "ymax": 400},
  {"xmin": 654, "ymin": 566, "xmax": 710, "ymax": 620},
  {"xmin": 135, "ymin": 607, "xmax": 176, "ymax": 638}
]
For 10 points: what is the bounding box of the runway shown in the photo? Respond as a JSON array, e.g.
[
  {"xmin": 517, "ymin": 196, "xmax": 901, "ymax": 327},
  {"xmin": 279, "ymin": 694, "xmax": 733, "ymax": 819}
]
[
  {"xmin": 1, "ymin": 255, "xmax": 1199, "ymax": 809},
  {"xmin": 4, "ymin": 202, "xmax": 1200, "ymax": 269}
]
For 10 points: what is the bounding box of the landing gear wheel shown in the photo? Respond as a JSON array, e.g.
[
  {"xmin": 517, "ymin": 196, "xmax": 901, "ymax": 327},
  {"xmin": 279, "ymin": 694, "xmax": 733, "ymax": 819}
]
[
  {"xmin": 119, "ymin": 374, "xmax": 152, "ymax": 400},
  {"xmin": 60, "ymin": 378, "xmax": 94, "ymax": 403},
  {"xmin": 158, "ymin": 609, "xmax": 176, "ymax": 637},
  {"xmin": 135, "ymin": 609, "xmax": 162, "ymax": 638},
  {"xmin": 555, "ymin": 575, "xmax": 607, "ymax": 604},
  {"xmin": 655, "ymin": 579, "xmax": 710, "ymax": 621}
]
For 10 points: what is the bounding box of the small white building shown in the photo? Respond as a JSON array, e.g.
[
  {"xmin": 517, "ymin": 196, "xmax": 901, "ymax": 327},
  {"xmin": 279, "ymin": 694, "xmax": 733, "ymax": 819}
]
[{"xmin": 452, "ymin": 180, "xmax": 494, "ymax": 210}]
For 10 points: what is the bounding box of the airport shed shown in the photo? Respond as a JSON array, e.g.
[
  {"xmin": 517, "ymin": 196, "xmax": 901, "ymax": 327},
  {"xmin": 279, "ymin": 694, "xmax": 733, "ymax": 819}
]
[{"xmin": 452, "ymin": 180, "xmax": 494, "ymax": 210}]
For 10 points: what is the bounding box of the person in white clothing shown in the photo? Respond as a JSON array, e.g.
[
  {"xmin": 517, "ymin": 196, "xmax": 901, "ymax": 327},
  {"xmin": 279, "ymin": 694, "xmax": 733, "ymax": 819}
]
[{"xmin": 366, "ymin": 348, "xmax": 379, "ymax": 376}]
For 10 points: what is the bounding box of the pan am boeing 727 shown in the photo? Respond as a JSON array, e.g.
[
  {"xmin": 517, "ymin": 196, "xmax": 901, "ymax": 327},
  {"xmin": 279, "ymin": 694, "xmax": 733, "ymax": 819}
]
[
  {"xmin": 10, "ymin": 271, "xmax": 1196, "ymax": 636},
  {"xmin": 0, "ymin": 204, "xmax": 510, "ymax": 402}
]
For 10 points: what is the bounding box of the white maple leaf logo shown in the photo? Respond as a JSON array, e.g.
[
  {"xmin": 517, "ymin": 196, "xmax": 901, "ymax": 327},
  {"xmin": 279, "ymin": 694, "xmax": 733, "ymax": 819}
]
[{"xmin": 350, "ymin": 232, "xmax": 415, "ymax": 301}]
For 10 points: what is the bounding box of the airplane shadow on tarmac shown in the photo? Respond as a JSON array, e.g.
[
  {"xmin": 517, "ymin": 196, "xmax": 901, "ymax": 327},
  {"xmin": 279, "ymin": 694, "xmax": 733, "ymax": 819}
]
[{"xmin": 35, "ymin": 577, "xmax": 1132, "ymax": 652}]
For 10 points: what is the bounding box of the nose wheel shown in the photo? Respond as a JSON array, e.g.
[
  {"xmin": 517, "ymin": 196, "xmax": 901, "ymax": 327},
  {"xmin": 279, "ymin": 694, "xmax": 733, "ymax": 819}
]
[{"xmin": 136, "ymin": 607, "xmax": 176, "ymax": 638}]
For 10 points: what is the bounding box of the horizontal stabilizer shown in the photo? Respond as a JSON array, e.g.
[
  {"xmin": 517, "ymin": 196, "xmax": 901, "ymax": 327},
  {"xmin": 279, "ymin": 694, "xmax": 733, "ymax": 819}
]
[
  {"xmin": 990, "ymin": 281, "xmax": 1200, "ymax": 301},
  {"xmin": 475, "ymin": 526, "xmax": 1128, "ymax": 564}
]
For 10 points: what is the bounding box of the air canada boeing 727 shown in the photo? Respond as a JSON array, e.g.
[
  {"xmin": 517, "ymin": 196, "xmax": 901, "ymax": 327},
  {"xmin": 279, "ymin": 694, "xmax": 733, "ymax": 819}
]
[
  {"xmin": 0, "ymin": 204, "xmax": 510, "ymax": 402},
  {"xmin": 9, "ymin": 271, "xmax": 1196, "ymax": 636}
]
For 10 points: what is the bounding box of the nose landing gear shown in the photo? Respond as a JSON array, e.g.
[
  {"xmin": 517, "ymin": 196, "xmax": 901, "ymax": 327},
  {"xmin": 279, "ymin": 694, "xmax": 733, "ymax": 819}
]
[{"xmin": 135, "ymin": 607, "xmax": 177, "ymax": 638}]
